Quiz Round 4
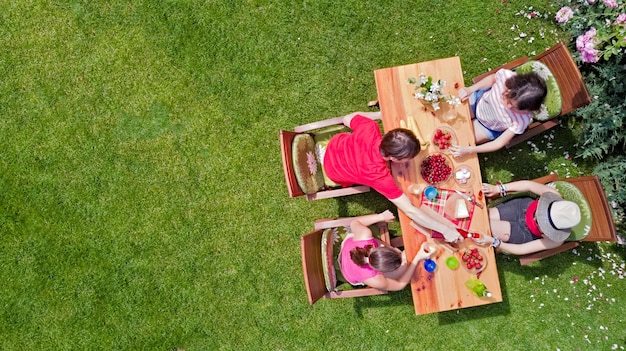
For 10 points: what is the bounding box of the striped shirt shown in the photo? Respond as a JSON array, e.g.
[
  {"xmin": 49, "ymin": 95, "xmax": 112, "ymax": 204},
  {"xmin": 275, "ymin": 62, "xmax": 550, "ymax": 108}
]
[{"xmin": 476, "ymin": 69, "xmax": 532, "ymax": 134}]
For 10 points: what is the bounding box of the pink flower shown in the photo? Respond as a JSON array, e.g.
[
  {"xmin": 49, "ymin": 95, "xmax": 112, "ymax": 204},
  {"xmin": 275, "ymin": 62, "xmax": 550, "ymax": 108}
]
[
  {"xmin": 603, "ymin": 0, "xmax": 618, "ymax": 8},
  {"xmin": 306, "ymin": 152, "xmax": 318, "ymax": 175},
  {"xmin": 576, "ymin": 27, "xmax": 601, "ymax": 63},
  {"xmin": 556, "ymin": 6, "xmax": 574, "ymax": 23},
  {"xmin": 615, "ymin": 13, "xmax": 626, "ymax": 25}
]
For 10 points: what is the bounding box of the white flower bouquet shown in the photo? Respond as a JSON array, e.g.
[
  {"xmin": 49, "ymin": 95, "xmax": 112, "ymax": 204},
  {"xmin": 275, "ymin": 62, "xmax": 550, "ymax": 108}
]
[{"xmin": 408, "ymin": 73, "xmax": 461, "ymax": 111}]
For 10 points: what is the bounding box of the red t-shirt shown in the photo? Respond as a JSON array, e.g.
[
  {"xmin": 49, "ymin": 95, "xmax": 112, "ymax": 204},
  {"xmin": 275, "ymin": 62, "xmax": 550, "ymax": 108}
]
[{"xmin": 323, "ymin": 115, "xmax": 403, "ymax": 199}]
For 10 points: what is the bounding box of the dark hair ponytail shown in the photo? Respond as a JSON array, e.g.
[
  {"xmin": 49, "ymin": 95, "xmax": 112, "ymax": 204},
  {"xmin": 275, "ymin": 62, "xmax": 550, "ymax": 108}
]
[{"xmin": 350, "ymin": 245, "xmax": 374, "ymax": 266}]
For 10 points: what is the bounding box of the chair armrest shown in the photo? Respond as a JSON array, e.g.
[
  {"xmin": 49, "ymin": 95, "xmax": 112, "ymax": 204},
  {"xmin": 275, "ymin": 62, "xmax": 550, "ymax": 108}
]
[
  {"xmin": 472, "ymin": 57, "xmax": 529, "ymax": 84},
  {"xmin": 313, "ymin": 219, "xmax": 392, "ymax": 245},
  {"xmin": 314, "ymin": 217, "xmax": 355, "ymax": 230},
  {"xmin": 294, "ymin": 114, "xmax": 382, "ymax": 133},
  {"xmin": 294, "ymin": 117, "xmax": 346, "ymax": 133},
  {"xmin": 533, "ymin": 173, "xmax": 559, "ymax": 184}
]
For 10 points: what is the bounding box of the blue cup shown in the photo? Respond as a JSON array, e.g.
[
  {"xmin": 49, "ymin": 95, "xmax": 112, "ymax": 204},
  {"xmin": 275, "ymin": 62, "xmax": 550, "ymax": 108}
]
[
  {"xmin": 424, "ymin": 259, "xmax": 437, "ymax": 273},
  {"xmin": 424, "ymin": 186, "xmax": 438, "ymax": 200}
]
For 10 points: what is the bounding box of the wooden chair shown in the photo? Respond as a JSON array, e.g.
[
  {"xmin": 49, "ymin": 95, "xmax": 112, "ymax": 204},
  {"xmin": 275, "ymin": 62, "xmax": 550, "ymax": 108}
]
[
  {"xmin": 280, "ymin": 116, "xmax": 371, "ymax": 201},
  {"xmin": 301, "ymin": 216, "xmax": 401, "ymax": 305},
  {"xmin": 472, "ymin": 42, "xmax": 592, "ymax": 148},
  {"xmin": 488, "ymin": 174, "xmax": 617, "ymax": 265}
]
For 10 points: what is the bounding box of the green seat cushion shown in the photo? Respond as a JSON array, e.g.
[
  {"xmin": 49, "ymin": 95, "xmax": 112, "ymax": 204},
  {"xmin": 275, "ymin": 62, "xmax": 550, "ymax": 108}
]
[
  {"xmin": 321, "ymin": 226, "xmax": 349, "ymax": 291},
  {"xmin": 292, "ymin": 134, "xmax": 325, "ymax": 194},
  {"xmin": 321, "ymin": 224, "xmax": 383, "ymax": 291},
  {"xmin": 313, "ymin": 125, "xmax": 351, "ymax": 188},
  {"xmin": 514, "ymin": 60, "xmax": 562, "ymax": 121},
  {"xmin": 548, "ymin": 181, "xmax": 592, "ymax": 241}
]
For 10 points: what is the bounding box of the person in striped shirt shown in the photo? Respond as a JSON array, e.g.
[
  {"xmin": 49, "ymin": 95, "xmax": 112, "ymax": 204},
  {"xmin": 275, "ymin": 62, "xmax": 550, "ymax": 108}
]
[{"xmin": 449, "ymin": 69, "xmax": 547, "ymax": 157}]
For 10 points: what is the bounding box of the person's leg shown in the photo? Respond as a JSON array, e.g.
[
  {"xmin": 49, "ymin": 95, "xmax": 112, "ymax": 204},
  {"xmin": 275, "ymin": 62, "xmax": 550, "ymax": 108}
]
[
  {"xmin": 494, "ymin": 198, "xmax": 536, "ymax": 244},
  {"xmin": 473, "ymin": 119, "xmax": 492, "ymax": 144},
  {"xmin": 489, "ymin": 218, "xmax": 512, "ymax": 242}
]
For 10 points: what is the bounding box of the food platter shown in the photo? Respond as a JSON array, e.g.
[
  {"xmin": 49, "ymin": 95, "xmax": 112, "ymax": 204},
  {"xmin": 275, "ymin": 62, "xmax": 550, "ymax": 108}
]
[
  {"xmin": 454, "ymin": 164, "xmax": 474, "ymax": 187},
  {"xmin": 431, "ymin": 126, "xmax": 457, "ymax": 151},
  {"xmin": 459, "ymin": 246, "xmax": 488, "ymax": 274},
  {"xmin": 420, "ymin": 152, "xmax": 453, "ymax": 185}
]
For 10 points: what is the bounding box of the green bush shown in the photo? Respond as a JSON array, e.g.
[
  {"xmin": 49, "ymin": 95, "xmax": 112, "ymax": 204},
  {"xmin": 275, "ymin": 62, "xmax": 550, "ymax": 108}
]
[{"xmin": 553, "ymin": 0, "xmax": 626, "ymax": 225}]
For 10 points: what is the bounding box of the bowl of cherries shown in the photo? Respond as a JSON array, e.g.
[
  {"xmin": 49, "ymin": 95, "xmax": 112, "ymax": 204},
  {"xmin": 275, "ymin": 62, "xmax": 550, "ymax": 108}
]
[{"xmin": 420, "ymin": 153, "xmax": 453, "ymax": 185}]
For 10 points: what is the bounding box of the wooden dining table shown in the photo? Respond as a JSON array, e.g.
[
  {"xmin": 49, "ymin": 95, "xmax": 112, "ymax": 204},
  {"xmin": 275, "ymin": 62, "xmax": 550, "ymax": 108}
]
[{"xmin": 374, "ymin": 56, "xmax": 503, "ymax": 315}]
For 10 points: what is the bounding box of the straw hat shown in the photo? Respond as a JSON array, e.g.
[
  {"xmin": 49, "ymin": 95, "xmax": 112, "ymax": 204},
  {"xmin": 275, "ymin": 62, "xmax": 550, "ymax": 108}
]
[{"xmin": 536, "ymin": 192, "xmax": 581, "ymax": 242}]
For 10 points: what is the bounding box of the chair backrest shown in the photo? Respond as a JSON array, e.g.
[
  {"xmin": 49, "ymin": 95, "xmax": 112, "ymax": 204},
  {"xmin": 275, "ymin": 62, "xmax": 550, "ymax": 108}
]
[
  {"xmin": 532, "ymin": 42, "xmax": 591, "ymax": 116},
  {"xmin": 560, "ymin": 176, "xmax": 617, "ymax": 242},
  {"xmin": 279, "ymin": 130, "xmax": 307, "ymax": 198},
  {"xmin": 301, "ymin": 228, "xmax": 328, "ymax": 305}
]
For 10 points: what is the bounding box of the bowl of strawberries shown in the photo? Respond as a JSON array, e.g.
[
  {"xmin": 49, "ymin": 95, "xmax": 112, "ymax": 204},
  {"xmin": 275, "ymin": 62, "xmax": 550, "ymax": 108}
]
[
  {"xmin": 431, "ymin": 126, "xmax": 456, "ymax": 151},
  {"xmin": 420, "ymin": 153, "xmax": 453, "ymax": 185},
  {"xmin": 459, "ymin": 246, "xmax": 487, "ymax": 274}
]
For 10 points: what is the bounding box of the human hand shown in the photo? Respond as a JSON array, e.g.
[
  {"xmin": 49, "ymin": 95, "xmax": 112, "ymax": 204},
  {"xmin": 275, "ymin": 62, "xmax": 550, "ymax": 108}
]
[
  {"xmin": 415, "ymin": 242, "xmax": 436, "ymax": 261},
  {"xmin": 379, "ymin": 210, "xmax": 395, "ymax": 223},
  {"xmin": 458, "ymin": 87, "xmax": 472, "ymax": 101},
  {"xmin": 481, "ymin": 183, "xmax": 499, "ymax": 198},
  {"xmin": 471, "ymin": 233, "xmax": 493, "ymax": 246},
  {"xmin": 442, "ymin": 228, "xmax": 464, "ymax": 243},
  {"xmin": 450, "ymin": 145, "xmax": 473, "ymax": 158}
]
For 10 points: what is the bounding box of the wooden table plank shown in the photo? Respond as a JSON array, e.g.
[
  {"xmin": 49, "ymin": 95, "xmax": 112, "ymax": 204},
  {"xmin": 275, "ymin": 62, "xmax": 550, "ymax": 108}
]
[{"xmin": 374, "ymin": 57, "xmax": 502, "ymax": 314}]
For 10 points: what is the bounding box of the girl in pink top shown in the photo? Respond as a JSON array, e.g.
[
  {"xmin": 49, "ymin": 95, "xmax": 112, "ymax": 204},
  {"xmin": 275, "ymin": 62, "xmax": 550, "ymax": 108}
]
[
  {"xmin": 339, "ymin": 210, "xmax": 434, "ymax": 290},
  {"xmin": 450, "ymin": 70, "xmax": 547, "ymax": 157}
]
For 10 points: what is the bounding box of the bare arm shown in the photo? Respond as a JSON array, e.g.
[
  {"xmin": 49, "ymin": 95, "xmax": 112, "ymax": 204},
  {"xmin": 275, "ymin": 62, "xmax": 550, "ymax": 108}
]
[
  {"xmin": 342, "ymin": 111, "xmax": 382, "ymax": 127},
  {"xmin": 350, "ymin": 210, "xmax": 395, "ymax": 241},
  {"xmin": 471, "ymin": 233, "xmax": 564, "ymax": 255},
  {"xmin": 362, "ymin": 243, "xmax": 434, "ymax": 291},
  {"xmin": 390, "ymin": 194, "xmax": 462, "ymax": 242},
  {"xmin": 482, "ymin": 180, "xmax": 560, "ymax": 198},
  {"xmin": 499, "ymin": 238, "xmax": 564, "ymax": 255},
  {"xmin": 458, "ymin": 74, "xmax": 496, "ymax": 101},
  {"xmin": 450, "ymin": 130, "xmax": 516, "ymax": 157}
]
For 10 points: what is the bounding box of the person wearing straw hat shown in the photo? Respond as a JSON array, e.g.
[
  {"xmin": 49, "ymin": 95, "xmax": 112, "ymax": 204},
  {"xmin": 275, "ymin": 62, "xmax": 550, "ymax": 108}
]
[{"xmin": 470, "ymin": 180, "xmax": 581, "ymax": 255}]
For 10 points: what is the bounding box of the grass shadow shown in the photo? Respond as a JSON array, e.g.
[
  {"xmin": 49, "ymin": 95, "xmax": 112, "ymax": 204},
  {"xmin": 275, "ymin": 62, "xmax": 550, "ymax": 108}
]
[
  {"xmin": 349, "ymin": 289, "xmax": 417, "ymax": 318},
  {"xmin": 496, "ymin": 241, "xmax": 604, "ymax": 282},
  {"xmin": 436, "ymin": 265, "xmax": 511, "ymax": 325},
  {"xmin": 480, "ymin": 124, "xmax": 596, "ymax": 182}
]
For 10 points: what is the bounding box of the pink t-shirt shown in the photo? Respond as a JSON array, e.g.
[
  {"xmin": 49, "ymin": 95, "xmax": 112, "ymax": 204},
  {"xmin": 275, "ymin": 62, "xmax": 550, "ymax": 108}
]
[
  {"xmin": 340, "ymin": 237, "xmax": 380, "ymax": 285},
  {"xmin": 476, "ymin": 69, "xmax": 533, "ymax": 134},
  {"xmin": 323, "ymin": 115, "xmax": 403, "ymax": 199}
]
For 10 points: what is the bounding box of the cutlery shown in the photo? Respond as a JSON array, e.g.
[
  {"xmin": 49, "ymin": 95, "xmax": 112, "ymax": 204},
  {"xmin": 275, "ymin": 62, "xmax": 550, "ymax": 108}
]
[{"xmin": 455, "ymin": 189, "xmax": 484, "ymax": 209}]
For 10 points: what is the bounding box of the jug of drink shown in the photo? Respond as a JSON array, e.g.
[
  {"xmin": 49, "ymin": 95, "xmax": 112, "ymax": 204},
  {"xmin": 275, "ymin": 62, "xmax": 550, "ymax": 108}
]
[{"xmin": 465, "ymin": 278, "xmax": 492, "ymax": 297}]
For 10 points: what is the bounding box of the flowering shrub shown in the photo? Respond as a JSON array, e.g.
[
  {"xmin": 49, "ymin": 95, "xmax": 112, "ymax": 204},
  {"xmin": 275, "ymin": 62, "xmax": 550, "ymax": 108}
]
[
  {"xmin": 407, "ymin": 74, "xmax": 461, "ymax": 111},
  {"xmin": 555, "ymin": 0, "xmax": 626, "ymax": 62}
]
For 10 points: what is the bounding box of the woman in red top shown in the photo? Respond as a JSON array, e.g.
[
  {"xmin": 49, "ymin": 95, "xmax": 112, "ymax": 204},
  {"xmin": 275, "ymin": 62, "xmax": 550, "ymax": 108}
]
[{"xmin": 324, "ymin": 111, "xmax": 463, "ymax": 243}]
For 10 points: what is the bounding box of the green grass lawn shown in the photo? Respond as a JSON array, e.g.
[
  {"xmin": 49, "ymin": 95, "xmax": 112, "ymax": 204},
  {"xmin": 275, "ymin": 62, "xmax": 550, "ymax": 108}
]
[{"xmin": 1, "ymin": 1, "xmax": 624, "ymax": 350}]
